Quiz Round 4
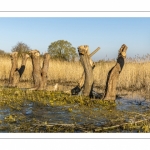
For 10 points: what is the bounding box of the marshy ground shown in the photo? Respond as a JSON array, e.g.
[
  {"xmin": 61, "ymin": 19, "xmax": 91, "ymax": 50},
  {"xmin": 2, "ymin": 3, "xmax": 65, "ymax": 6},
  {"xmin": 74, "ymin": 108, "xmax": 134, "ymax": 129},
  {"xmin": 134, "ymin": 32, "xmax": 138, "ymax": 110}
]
[
  {"xmin": 1, "ymin": 55, "xmax": 150, "ymax": 132},
  {"xmin": 0, "ymin": 81, "xmax": 150, "ymax": 133}
]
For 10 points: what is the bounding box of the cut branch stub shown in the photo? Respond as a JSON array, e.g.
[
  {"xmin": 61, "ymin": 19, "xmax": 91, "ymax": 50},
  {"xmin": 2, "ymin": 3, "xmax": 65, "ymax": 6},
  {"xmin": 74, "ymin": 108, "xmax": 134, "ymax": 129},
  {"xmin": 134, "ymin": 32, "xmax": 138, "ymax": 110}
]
[
  {"xmin": 89, "ymin": 47, "xmax": 100, "ymax": 57},
  {"xmin": 78, "ymin": 45, "xmax": 94, "ymax": 97},
  {"xmin": 103, "ymin": 44, "xmax": 128, "ymax": 101}
]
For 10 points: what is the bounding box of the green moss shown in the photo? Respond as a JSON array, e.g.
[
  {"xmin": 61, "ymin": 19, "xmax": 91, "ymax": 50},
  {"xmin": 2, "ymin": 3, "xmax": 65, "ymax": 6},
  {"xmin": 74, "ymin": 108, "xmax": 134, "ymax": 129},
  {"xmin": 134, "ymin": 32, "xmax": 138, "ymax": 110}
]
[{"xmin": 0, "ymin": 87, "xmax": 150, "ymax": 133}]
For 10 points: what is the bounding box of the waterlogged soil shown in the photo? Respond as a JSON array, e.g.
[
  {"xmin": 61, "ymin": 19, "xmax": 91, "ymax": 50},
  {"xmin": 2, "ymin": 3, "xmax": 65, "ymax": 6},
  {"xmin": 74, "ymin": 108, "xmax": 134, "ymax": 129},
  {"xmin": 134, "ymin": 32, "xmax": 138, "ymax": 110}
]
[{"xmin": 0, "ymin": 86, "xmax": 150, "ymax": 133}]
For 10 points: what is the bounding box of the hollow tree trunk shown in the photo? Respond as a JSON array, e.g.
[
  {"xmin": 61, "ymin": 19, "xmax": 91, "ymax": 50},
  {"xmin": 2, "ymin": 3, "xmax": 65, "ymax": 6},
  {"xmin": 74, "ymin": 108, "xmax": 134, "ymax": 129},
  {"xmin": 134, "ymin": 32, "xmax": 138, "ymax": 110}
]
[
  {"xmin": 29, "ymin": 50, "xmax": 43, "ymax": 90},
  {"xmin": 8, "ymin": 52, "xmax": 29, "ymax": 87},
  {"xmin": 18, "ymin": 53, "xmax": 30, "ymax": 77},
  {"xmin": 103, "ymin": 44, "xmax": 128, "ymax": 101},
  {"xmin": 8, "ymin": 52, "xmax": 19, "ymax": 87},
  {"xmin": 38, "ymin": 53, "xmax": 50, "ymax": 90},
  {"xmin": 78, "ymin": 45, "xmax": 94, "ymax": 97}
]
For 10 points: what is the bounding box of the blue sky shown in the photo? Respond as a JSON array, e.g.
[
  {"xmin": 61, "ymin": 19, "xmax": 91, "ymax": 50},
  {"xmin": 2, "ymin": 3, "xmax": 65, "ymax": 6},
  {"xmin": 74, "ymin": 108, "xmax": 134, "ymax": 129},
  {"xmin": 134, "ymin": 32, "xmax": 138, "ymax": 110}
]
[{"xmin": 0, "ymin": 17, "xmax": 150, "ymax": 61}]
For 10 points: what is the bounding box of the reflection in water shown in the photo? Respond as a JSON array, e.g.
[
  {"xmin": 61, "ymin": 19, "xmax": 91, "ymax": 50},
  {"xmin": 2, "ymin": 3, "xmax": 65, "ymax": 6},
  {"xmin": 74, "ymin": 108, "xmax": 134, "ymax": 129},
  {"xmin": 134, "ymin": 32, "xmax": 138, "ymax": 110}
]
[{"xmin": 0, "ymin": 108, "xmax": 10, "ymax": 120}]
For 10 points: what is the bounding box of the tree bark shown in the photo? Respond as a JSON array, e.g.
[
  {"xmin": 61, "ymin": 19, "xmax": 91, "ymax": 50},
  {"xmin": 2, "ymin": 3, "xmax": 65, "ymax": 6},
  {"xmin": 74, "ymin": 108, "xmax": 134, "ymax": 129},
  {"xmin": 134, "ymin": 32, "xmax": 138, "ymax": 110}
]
[
  {"xmin": 38, "ymin": 53, "xmax": 50, "ymax": 90},
  {"xmin": 29, "ymin": 51, "xmax": 50, "ymax": 90},
  {"xmin": 8, "ymin": 52, "xmax": 29, "ymax": 87},
  {"xmin": 103, "ymin": 44, "xmax": 128, "ymax": 101},
  {"xmin": 71, "ymin": 47, "xmax": 100, "ymax": 96},
  {"xmin": 8, "ymin": 52, "xmax": 19, "ymax": 87},
  {"xmin": 78, "ymin": 45, "xmax": 94, "ymax": 97},
  {"xmin": 18, "ymin": 53, "xmax": 30, "ymax": 77},
  {"xmin": 29, "ymin": 50, "xmax": 43, "ymax": 90}
]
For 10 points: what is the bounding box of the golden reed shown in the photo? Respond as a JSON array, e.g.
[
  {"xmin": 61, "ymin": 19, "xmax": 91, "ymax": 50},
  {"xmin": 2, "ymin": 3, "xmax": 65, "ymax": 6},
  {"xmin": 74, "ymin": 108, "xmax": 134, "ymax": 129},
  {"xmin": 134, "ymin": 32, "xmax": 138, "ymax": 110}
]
[{"xmin": 0, "ymin": 55, "xmax": 150, "ymax": 91}]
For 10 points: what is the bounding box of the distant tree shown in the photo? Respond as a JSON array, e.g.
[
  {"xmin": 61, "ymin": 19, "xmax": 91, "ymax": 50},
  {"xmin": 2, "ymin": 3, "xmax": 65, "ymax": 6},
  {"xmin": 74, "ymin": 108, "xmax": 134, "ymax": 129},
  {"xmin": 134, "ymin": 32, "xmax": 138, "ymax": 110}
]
[
  {"xmin": 0, "ymin": 49, "xmax": 9, "ymax": 56},
  {"xmin": 48, "ymin": 40, "xmax": 78, "ymax": 61},
  {"xmin": 11, "ymin": 42, "xmax": 30, "ymax": 54},
  {"xmin": 0, "ymin": 49, "xmax": 5, "ymax": 55}
]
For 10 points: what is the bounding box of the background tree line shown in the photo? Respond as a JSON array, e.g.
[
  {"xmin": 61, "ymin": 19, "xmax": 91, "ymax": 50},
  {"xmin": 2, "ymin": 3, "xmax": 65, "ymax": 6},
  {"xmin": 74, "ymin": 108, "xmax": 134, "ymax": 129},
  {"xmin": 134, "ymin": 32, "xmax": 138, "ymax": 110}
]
[{"xmin": 0, "ymin": 40, "xmax": 79, "ymax": 61}]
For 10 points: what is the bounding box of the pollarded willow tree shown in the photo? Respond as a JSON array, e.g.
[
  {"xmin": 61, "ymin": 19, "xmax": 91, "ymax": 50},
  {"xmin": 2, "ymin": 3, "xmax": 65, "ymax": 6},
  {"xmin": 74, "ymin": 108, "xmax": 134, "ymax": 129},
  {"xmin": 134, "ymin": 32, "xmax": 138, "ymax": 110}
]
[{"xmin": 48, "ymin": 40, "xmax": 78, "ymax": 61}]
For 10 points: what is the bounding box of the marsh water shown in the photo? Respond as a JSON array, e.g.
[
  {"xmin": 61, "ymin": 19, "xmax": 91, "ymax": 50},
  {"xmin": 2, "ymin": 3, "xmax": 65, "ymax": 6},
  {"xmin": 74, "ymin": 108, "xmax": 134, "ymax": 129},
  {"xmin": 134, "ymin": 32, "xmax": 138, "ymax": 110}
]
[{"xmin": 0, "ymin": 82, "xmax": 150, "ymax": 133}]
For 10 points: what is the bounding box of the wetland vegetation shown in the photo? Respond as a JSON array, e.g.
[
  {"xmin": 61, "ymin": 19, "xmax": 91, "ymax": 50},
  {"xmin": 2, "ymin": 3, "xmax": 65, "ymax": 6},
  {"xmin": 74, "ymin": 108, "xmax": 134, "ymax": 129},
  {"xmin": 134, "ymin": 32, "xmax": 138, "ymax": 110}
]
[{"xmin": 0, "ymin": 54, "xmax": 150, "ymax": 132}]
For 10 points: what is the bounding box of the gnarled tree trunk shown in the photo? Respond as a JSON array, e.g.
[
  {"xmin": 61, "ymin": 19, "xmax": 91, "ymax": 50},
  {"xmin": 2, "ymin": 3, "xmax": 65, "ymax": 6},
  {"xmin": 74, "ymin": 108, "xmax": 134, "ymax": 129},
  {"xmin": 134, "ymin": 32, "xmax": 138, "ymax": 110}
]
[
  {"xmin": 103, "ymin": 44, "xmax": 128, "ymax": 101},
  {"xmin": 8, "ymin": 52, "xmax": 19, "ymax": 87},
  {"xmin": 78, "ymin": 58, "xmax": 95, "ymax": 89},
  {"xmin": 38, "ymin": 53, "xmax": 50, "ymax": 90},
  {"xmin": 71, "ymin": 47, "xmax": 100, "ymax": 96},
  {"xmin": 78, "ymin": 45, "xmax": 94, "ymax": 97},
  {"xmin": 29, "ymin": 51, "xmax": 50, "ymax": 90},
  {"xmin": 29, "ymin": 50, "xmax": 43, "ymax": 90},
  {"xmin": 8, "ymin": 52, "xmax": 29, "ymax": 87}
]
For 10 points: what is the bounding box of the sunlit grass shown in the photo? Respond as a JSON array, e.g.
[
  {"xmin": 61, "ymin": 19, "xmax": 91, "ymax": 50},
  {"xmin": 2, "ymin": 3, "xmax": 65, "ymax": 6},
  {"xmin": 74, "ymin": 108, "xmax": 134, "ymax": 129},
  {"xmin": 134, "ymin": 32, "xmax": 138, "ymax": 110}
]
[
  {"xmin": 0, "ymin": 54, "xmax": 150, "ymax": 92},
  {"xmin": 1, "ymin": 54, "xmax": 150, "ymax": 133}
]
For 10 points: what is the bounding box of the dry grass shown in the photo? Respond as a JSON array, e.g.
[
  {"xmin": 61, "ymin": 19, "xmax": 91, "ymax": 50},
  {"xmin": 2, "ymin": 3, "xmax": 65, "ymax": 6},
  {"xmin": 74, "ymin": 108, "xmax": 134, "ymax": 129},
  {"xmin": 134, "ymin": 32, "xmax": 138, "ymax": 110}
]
[{"xmin": 0, "ymin": 55, "xmax": 150, "ymax": 91}]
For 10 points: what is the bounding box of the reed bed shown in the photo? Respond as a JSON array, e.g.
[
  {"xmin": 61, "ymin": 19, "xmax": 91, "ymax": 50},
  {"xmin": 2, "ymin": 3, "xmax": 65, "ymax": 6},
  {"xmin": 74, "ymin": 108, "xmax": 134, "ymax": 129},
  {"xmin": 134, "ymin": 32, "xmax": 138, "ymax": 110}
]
[{"xmin": 0, "ymin": 55, "xmax": 150, "ymax": 91}]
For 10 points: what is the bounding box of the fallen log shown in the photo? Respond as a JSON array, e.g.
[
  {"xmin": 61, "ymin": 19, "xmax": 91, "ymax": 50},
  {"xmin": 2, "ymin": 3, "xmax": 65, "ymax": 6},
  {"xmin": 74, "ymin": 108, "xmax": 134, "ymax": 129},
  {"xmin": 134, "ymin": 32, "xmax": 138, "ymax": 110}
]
[{"xmin": 33, "ymin": 113, "xmax": 150, "ymax": 132}]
